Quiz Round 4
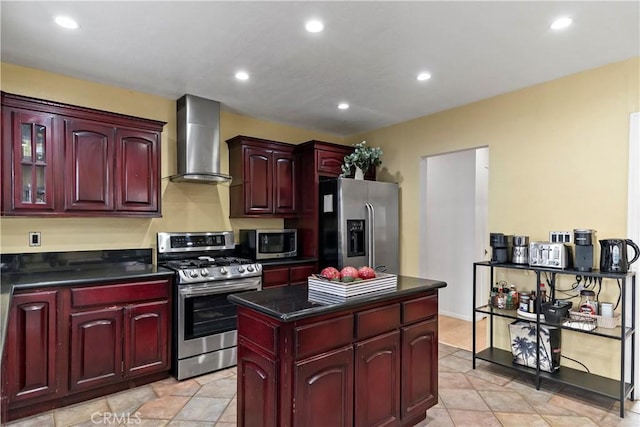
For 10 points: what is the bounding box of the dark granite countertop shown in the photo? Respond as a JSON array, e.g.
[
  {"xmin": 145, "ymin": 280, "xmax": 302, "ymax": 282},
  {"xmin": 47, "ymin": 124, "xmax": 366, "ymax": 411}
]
[
  {"xmin": 228, "ymin": 275, "xmax": 446, "ymax": 322},
  {"xmin": 258, "ymin": 257, "xmax": 318, "ymax": 266},
  {"xmin": 0, "ymin": 249, "xmax": 174, "ymax": 366}
]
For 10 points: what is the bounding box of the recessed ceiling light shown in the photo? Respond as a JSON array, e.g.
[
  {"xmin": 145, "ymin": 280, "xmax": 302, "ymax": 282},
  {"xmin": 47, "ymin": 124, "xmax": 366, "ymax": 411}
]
[
  {"xmin": 550, "ymin": 17, "xmax": 573, "ymax": 30},
  {"xmin": 417, "ymin": 72, "xmax": 432, "ymax": 81},
  {"xmin": 305, "ymin": 20, "xmax": 324, "ymax": 33},
  {"xmin": 338, "ymin": 103, "xmax": 349, "ymax": 110},
  {"xmin": 54, "ymin": 16, "xmax": 79, "ymax": 29},
  {"xmin": 235, "ymin": 71, "xmax": 249, "ymax": 81}
]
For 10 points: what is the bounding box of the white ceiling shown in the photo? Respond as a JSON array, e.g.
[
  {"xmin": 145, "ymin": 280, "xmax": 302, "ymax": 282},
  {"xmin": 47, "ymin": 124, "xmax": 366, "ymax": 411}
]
[{"xmin": 1, "ymin": 1, "xmax": 638, "ymax": 137}]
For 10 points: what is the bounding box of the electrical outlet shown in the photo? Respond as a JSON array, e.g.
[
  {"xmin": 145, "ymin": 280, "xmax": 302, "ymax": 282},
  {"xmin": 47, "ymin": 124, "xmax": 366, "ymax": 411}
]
[
  {"xmin": 549, "ymin": 231, "xmax": 572, "ymax": 244},
  {"xmin": 29, "ymin": 231, "xmax": 41, "ymax": 247}
]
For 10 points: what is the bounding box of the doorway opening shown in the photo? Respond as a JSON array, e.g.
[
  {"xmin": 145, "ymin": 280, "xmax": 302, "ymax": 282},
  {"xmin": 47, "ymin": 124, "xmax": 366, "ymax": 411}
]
[{"xmin": 419, "ymin": 146, "xmax": 489, "ymax": 321}]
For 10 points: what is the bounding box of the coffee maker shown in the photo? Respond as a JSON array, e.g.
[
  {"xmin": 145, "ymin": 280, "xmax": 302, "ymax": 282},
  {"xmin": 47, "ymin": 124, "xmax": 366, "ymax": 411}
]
[
  {"xmin": 490, "ymin": 233, "xmax": 513, "ymax": 263},
  {"xmin": 574, "ymin": 229, "xmax": 595, "ymax": 271},
  {"xmin": 512, "ymin": 235, "xmax": 529, "ymax": 264}
]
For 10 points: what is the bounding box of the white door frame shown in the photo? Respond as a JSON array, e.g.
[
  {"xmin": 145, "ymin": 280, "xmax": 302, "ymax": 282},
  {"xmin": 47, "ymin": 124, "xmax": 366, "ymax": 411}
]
[
  {"xmin": 419, "ymin": 146, "xmax": 489, "ymax": 320},
  {"xmin": 626, "ymin": 112, "xmax": 640, "ymax": 389}
]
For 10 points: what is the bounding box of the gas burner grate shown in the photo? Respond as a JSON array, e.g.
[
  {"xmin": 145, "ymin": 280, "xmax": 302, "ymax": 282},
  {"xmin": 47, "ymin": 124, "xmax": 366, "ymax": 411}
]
[{"xmin": 164, "ymin": 257, "xmax": 254, "ymax": 270}]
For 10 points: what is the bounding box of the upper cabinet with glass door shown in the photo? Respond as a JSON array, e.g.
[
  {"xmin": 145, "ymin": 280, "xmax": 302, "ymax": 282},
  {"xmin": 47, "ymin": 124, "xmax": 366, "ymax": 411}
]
[
  {"xmin": 9, "ymin": 110, "xmax": 56, "ymax": 211},
  {"xmin": 1, "ymin": 92, "xmax": 165, "ymax": 217}
]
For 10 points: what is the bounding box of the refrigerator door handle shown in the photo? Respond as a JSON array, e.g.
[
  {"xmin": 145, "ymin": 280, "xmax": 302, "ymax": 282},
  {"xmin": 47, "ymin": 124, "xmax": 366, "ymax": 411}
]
[{"xmin": 366, "ymin": 203, "xmax": 375, "ymax": 267}]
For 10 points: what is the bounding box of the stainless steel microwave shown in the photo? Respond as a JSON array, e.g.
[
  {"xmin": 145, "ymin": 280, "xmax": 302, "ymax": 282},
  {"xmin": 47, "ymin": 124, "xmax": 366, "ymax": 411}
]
[{"xmin": 239, "ymin": 229, "xmax": 297, "ymax": 260}]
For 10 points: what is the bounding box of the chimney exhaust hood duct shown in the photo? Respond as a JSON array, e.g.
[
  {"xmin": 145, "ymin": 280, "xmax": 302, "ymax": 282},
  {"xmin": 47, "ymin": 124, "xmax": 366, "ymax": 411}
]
[{"xmin": 170, "ymin": 94, "xmax": 232, "ymax": 184}]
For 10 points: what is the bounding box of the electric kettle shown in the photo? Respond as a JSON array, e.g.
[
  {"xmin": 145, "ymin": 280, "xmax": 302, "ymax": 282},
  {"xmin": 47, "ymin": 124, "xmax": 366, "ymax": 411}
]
[{"xmin": 599, "ymin": 239, "xmax": 640, "ymax": 273}]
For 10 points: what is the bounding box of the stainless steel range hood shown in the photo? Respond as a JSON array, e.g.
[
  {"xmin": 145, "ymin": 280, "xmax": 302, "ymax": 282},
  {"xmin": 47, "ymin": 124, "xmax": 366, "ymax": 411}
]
[{"xmin": 170, "ymin": 94, "xmax": 232, "ymax": 184}]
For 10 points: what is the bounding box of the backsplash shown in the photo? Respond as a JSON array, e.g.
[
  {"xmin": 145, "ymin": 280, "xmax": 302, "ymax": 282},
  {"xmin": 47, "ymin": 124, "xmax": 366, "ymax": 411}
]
[{"xmin": 0, "ymin": 249, "xmax": 152, "ymax": 274}]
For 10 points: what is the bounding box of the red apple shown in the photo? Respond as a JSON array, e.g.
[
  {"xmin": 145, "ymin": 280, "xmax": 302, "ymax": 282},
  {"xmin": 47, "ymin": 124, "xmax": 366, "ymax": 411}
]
[
  {"xmin": 358, "ymin": 266, "xmax": 377, "ymax": 280},
  {"xmin": 320, "ymin": 266, "xmax": 341, "ymax": 281},
  {"xmin": 340, "ymin": 266, "xmax": 359, "ymax": 282}
]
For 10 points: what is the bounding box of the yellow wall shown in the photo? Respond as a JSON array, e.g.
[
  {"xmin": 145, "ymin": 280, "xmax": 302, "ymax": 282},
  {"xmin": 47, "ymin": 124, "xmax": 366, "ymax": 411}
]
[
  {"xmin": 0, "ymin": 62, "xmax": 345, "ymax": 255},
  {"xmin": 352, "ymin": 57, "xmax": 640, "ymax": 379}
]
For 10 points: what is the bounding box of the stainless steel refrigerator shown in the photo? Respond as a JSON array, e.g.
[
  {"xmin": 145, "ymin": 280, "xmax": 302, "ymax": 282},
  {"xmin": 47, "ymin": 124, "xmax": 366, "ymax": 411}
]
[{"xmin": 319, "ymin": 178, "xmax": 399, "ymax": 274}]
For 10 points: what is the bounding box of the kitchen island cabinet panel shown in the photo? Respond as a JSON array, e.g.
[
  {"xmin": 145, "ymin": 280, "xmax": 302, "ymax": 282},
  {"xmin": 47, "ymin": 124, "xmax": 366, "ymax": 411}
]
[
  {"xmin": 237, "ymin": 341, "xmax": 277, "ymax": 427},
  {"xmin": 3, "ymin": 290, "xmax": 60, "ymax": 404},
  {"xmin": 69, "ymin": 307, "xmax": 123, "ymax": 392},
  {"xmin": 401, "ymin": 318, "xmax": 438, "ymax": 419},
  {"xmin": 355, "ymin": 331, "xmax": 401, "ymax": 427},
  {"xmin": 230, "ymin": 276, "xmax": 446, "ymax": 427},
  {"xmin": 294, "ymin": 345, "xmax": 354, "ymax": 427}
]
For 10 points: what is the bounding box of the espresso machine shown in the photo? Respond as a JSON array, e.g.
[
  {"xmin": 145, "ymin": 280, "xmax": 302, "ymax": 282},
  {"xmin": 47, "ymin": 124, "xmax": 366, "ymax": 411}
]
[
  {"xmin": 574, "ymin": 229, "xmax": 595, "ymax": 271},
  {"xmin": 490, "ymin": 233, "xmax": 513, "ymax": 263},
  {"xmin": 512, "ymin": 235, "xmax": 529, "ymax": 264}
]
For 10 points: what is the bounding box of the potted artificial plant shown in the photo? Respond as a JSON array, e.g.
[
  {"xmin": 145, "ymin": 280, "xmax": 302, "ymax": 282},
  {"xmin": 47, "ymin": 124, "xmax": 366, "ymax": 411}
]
[{"xmin": 341, "ymin": 141, "xmax": 383, "ymax": 179}]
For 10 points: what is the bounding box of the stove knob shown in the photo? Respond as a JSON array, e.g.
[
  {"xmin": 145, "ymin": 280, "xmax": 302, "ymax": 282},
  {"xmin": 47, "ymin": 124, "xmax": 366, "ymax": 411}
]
[
  {"xmin": 189, "ymin": 270, "xmax": 199, "ymax": 278},
  {"xmin": 237, "ymin": 265, "xmax": 245, "ymax": 273},
  {"xmin": 200, "ymin": 269, "xmax": 209, "ymax": 277},
  {"xmin": 220, "ymin": 267, "xmax": 228, "ymax": 275},
  {"xmin": 246, "ymin": 265, "xmax": 255, "ymax": 273}
]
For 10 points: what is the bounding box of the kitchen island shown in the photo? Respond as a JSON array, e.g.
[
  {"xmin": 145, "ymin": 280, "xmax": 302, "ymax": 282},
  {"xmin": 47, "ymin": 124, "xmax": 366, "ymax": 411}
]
[{"xmin": 228, "ymin": 275, "xmax": 446, "ymax": 427}]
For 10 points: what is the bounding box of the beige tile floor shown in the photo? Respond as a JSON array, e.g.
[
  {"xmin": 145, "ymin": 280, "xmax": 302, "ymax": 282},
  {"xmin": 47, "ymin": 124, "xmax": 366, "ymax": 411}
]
[{"xmin": 5, "ymin": 315, "xmax": 639, "ymax": 427}]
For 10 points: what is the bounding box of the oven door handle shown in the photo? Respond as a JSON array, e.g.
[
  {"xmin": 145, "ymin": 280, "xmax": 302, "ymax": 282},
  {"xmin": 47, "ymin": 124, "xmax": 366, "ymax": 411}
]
[{"xmin": 179, "ymin": 282, "xmax": 260, "ymax": 296}]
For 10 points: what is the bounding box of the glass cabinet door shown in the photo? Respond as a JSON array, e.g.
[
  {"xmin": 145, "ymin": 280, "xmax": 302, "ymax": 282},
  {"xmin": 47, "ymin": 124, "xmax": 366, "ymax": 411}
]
[{"xmin": 12, "ymin": 111, "xmax": 55, "ymax": 210}]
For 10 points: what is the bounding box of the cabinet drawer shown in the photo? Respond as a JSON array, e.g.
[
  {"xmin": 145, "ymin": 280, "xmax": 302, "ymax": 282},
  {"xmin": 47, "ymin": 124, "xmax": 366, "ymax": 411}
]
[
  {"xmin": 402, "ymin": 294, "xmax": 437, "ymax": 324},
  {"xmin": 262, "ymin": 266, "xmax": 290, "ymax": 288},
  {"xmin": 238, "ymin": 311, "xmax": 278, "ymax": 356},
  {"xmin": 316, "ymin": 150, "xmax": 347, "ymax": 175},
  {"xmin": 295, "ymin": 315, "xmax": 353, "ymax": 359},
  {"xmin": 355, "ymin": 304, "xmax": 401, "ymax": 340},
  {"xmin": 290, "ymin": 264, "xmax": 315, "ymax": 284},
  {"xmin": 71, "ymin": 279, "xmax": 170, "ymax": 308}
]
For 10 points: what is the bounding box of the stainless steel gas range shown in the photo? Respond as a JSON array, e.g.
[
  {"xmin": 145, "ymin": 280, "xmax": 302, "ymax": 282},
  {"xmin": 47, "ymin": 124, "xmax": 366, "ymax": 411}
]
[{"xmin": 157, "ymin": 231, "xmax": 262, "ymax": 380}]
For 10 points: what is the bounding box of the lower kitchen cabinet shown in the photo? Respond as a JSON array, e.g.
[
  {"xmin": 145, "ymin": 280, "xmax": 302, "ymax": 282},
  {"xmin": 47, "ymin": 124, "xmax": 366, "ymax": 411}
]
[
  {"xmin": 235, "ymin": 289, "xmax": 440, "ymax": 426},
  {"xmin": 400, "ymin": 319, "xmax": 438, "ymax": 419},
  {"xmin": 355, "ymin": 331, "xmax": 401, "ymax": 427},
  {"xmin": 1, "ymin": 276, "xmax": 172, "ymax": 422},
  {"xmin": 3, "ymin": 290, "xmax": 61, "ymax": 405},
  {"xmin": 294, "ymin": 345, "xmax": 354, "ymax": 427},
  {"xmin": 262, "ymin": 261, "xmax": 316, "ymax": 288},
  {"xmin": 69, "ymin": 307, "xmax": 123, "ymax": 392},
  {"xmin": 237, "ymin": 343, "xmax": 277, "ymax": 427}
]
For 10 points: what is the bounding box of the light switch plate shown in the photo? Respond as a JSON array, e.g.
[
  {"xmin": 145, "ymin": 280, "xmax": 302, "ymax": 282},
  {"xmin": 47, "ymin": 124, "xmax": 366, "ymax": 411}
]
[{"xmin": 29, "ymin": 231, "xmax": 41, "ymax": 247}]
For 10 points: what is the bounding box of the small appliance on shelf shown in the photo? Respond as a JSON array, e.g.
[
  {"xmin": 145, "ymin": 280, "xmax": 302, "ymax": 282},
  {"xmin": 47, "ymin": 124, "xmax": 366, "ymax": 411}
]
[
  {"xmin": 573, "ymin": 229, "xmax": 596, "ymax": 271},
  {"xmin": 490, "ymin": 233, "xmax": 513, "ymax": 263}
]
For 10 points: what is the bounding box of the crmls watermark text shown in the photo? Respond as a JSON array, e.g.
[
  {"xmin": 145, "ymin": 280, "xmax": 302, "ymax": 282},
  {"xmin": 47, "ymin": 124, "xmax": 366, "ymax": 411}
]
[{"xmin": 90, "ymin": 411, "xmax": 142, "ymax": 425}]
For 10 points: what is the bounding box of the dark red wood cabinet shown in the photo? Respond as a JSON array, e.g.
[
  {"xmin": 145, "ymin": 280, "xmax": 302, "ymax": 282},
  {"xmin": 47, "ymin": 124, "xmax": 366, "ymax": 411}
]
[
  {"xmin": 261, "ymin": 261, "xmax": 317, "ymax": 288},
  {"xmin": 236, "ymin": 291, "xmax": 439, "ymax": 427},
  {"xmin": 227, "ymin": 136, "xmax": 297, "ymax": 218},
  {"xmin": 284, "ymin": 140, "xmax": 375, "ymax": 259},
  {"xmin": 3, "ymin": 290, "xmax": 61, "ymax": 405},
  {"xmin": 1, "ymin": 92, "xmax": 164, "ymax": 217},
  {"xmin": 1, "ymin": 277, "xmax": 172, "ymax": 422}
]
